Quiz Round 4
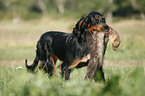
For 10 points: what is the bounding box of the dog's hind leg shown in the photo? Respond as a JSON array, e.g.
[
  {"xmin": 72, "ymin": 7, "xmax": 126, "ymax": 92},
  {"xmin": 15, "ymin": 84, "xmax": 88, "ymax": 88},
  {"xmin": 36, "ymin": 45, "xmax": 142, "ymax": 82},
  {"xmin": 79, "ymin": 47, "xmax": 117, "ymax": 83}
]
[
  {"xmin": 43, "ymin": 42, "xmax": 55, "ymax": 76},
  {"xmin": 100, "ymin": 66, "xmax": 105, "ymax": 83},
  {"xmin": 38, "ymin": 54, "xmax": 54, "ymax": 76}
]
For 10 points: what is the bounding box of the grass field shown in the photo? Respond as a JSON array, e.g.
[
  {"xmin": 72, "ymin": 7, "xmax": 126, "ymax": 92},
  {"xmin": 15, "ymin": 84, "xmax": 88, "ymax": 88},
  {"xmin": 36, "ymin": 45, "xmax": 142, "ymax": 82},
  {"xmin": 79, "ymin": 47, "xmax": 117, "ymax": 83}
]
[{"xmin": 0, "ymin": 17, "xmax": 145, "ymax": 96}]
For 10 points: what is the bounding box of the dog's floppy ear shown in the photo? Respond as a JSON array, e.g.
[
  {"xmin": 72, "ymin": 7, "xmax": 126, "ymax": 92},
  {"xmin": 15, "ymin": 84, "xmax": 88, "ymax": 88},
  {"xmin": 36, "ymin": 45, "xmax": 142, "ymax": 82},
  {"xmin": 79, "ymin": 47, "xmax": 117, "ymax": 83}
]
[
  {"xmin": 72, "ymin": 16, "xmax": 90, "ymax": 43},
  {"xmin": 80, "ymin": 16, "xmax": 90, "ymax": 32},
  {"xmin": 72, "ymin": 16, "xmax": 85, "ymax": 38}
]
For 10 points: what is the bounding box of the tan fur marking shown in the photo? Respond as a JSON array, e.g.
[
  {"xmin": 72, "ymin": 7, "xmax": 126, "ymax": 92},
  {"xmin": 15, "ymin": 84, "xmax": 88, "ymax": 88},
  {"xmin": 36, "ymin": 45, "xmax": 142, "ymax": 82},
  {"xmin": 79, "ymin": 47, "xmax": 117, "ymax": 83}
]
[
  {"xmin": 88, "ymin": 24, "xmax": 104, "ymax": 33},
  {"xmin": 50, "ymin": 55, "xmax": 58, "ymax": 76},
  {"xmin": 68, "ymin": 54, "xmax": 90, "ymax": 69},
  {"xmin": 96, "ymin": 17, "xmax": 98, "ymax": 19}
]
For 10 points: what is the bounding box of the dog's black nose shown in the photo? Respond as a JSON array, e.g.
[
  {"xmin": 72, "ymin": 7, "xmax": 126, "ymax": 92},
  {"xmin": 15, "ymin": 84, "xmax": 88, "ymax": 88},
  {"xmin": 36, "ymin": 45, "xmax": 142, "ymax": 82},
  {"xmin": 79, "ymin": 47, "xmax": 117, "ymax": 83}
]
[{"xmin": 103, "ymin": 25, "xmax": 109, "ymax": 31}]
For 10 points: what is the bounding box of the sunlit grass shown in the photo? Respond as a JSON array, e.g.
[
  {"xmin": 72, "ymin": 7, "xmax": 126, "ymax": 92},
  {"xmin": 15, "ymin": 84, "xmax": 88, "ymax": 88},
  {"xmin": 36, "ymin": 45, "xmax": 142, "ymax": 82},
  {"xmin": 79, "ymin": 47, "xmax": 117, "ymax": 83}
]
[
  {"xmin": 0, "ymin": 65, "xmax": 144, "ymax": 96},
  {"xmin": 0, "ymin": 18, "xmax": 145, "ymax": 96}
]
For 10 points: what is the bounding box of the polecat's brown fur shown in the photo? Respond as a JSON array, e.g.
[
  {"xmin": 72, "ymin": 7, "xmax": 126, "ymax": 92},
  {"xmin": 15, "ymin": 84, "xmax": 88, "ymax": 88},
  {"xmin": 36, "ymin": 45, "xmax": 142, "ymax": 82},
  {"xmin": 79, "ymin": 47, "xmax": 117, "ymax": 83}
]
[{"xmin": 86, "ymin": 27, "xmax": 121, "ymax": 82}]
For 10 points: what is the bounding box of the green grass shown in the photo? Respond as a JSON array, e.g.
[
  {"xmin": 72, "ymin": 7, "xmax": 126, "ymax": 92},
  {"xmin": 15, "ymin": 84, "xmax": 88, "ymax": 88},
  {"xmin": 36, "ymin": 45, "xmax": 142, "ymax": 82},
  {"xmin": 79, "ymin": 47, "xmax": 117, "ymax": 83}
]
[
  {"xmin": 0, "ymin": 46, "xmax": 35, "ymax": 60},
  {"xmin": 0, "ymin": 18, "xmax": 145, "ymax": 96},
  {"xmin": 0, "ymin": 66, "xmax": 144, "ymax": 96}
]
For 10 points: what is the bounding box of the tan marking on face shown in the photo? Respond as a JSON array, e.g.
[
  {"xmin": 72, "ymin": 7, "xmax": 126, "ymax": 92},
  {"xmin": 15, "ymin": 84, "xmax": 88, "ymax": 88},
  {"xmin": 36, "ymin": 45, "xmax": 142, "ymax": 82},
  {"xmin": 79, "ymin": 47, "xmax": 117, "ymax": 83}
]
[{"xmin": 88, "ymin": 24, "xmax": 104, "ymax": 32}]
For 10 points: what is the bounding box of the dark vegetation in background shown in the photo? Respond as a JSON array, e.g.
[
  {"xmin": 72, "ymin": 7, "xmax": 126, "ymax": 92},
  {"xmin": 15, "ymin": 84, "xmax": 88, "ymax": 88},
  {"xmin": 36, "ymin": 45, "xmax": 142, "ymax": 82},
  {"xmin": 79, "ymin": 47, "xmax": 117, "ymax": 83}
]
[
  {"xmin": 0, "ymin": 0, "xmax": 144, "ymax": 22},
  {"xmin": 113, "ymin": 0, "xmax": 140, "ymax": 18}
]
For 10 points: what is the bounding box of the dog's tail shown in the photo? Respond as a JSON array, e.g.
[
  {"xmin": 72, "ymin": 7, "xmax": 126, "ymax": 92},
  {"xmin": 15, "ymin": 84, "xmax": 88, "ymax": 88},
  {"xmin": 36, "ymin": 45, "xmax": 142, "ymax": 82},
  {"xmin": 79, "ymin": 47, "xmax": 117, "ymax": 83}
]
[
  {"xmin": 25, "ymin": 59, "xmax": 31, "ymax": 69},
  {"xmin": 25, "ymin": 57, "xmax": 39, "ymax": 72},
  {"xmin": 25, "ymin": 41, "xmax": 41, "ymax": 72}
]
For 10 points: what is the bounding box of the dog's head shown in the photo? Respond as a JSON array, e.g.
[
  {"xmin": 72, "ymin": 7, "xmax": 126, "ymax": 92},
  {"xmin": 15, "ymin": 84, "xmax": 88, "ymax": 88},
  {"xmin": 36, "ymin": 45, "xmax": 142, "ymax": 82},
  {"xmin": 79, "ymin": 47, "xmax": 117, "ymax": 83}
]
[
  {"xmin": 87, "ymin": 12, "xmax": 109, "ymax": 33},
  {"xmin": 73, "ymin": 12, "xmax": 109, "ymax": 42}
]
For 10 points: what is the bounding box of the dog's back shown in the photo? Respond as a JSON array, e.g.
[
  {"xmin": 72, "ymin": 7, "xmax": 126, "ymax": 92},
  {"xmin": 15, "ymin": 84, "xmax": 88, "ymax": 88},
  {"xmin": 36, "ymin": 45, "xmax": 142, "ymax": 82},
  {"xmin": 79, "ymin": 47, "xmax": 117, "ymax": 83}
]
[{"xmin": 37, "ymin": 31, "xmax": 71, "ymax": 61}]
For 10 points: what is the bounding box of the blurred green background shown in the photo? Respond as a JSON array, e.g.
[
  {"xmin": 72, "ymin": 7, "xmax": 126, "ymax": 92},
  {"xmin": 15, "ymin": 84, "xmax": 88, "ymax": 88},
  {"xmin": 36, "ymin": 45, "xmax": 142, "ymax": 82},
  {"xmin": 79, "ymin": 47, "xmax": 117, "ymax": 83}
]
[
  {"xmin": 0, "ymin": 0, "xmax": 145, "ymax": 22},
  {"xmin": 0, "ymin": 0, "xmax": 145, "ymax": 96}
]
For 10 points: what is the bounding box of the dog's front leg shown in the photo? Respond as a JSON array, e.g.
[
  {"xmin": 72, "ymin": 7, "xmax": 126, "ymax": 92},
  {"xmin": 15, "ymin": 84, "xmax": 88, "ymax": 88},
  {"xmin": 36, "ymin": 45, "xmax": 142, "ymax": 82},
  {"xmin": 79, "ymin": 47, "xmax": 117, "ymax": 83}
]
[
  {"xmin": 94, "ymin": 65, "xmax": 105, "ymax": 83},
  {"xmin": 61, "ymin": 62, "xmax": 71, "ymax": 80},
  {"xmin": 61, "ymin": 63, "xmax": 65, "ymax": 78},
  {"xmin": 64, "ymin": 66, "xmax": 71, "ymax": 80}
]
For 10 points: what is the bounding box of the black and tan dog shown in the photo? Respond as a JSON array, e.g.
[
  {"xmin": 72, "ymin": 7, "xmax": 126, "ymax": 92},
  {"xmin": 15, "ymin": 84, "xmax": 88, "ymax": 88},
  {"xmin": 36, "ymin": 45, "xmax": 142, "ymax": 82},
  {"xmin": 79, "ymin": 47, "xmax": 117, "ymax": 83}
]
[{"xmin": 25, "ymin": 12, "xmax": 111, "ymax": 80}]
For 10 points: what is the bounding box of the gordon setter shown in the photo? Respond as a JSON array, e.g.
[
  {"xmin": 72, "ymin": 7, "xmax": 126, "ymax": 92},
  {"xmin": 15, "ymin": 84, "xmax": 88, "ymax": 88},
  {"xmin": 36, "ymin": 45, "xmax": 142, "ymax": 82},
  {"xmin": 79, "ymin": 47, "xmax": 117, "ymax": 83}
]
[{"xmin": 25, "ymin": 12, "xmax": 110, "ymax": 80}]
